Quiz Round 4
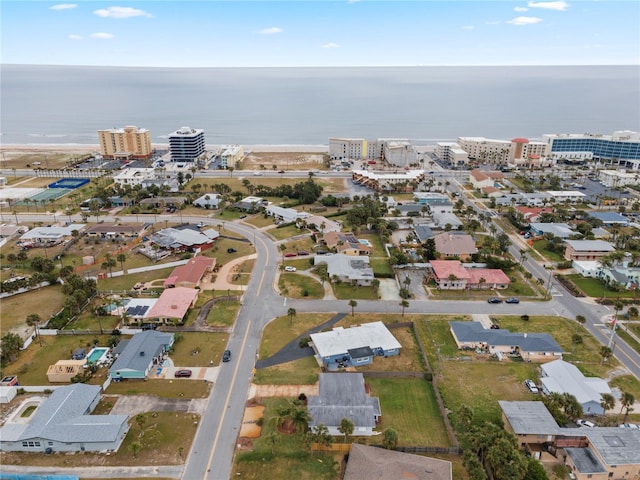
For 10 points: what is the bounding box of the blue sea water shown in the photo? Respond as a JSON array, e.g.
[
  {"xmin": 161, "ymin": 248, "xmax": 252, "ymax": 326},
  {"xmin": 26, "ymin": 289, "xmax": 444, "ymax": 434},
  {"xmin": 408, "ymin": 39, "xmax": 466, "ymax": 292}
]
[{"xmin": 1, "ymin": 64, "xmax": 638, "ymax": 146}]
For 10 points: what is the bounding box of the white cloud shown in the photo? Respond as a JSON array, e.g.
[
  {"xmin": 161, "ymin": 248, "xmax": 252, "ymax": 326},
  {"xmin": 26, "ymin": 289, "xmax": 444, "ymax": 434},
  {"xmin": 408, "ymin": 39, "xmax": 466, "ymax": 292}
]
[
  {"xmin": 90, "ymin": 32, "xmax": 115, "ymax": 39},
  {"xmin": 527, "ymin": 1, "xmax": 570, "ymax": 11},
  {"xmin": 462, "ymin": 25, "xmax": 474, "ymax": 30},
  {"xmin": 93, "ymin": 6, "xmax": 153, "ymax": 19},
  {"xmin": 514, "ymin": 6, "xmax": 529, "ymax": 12},
  {"xmin": 50, "ymin": 4, "xmax": 77, "ymax": 10},
  {"xmin": 507, "ymin": 16, "xmax": 543, "ymax": 25},
  {"xmin": 258, "ymin": 27, "xmax": 283, "ymax": 35},
  {"xmin": 68, "ymin": 34, "xmax": 82, "ymax": 40},
  {"xmin": 322, "ymin": 43, "xmax": 340, "ymax": 49}
]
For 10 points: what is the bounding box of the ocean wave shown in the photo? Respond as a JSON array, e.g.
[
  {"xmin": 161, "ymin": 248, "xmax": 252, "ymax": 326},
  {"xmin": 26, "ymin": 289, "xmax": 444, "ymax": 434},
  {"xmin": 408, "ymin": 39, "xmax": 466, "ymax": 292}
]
[{"xmin": 28, "ymin": 133, "xmax": 68, "ymax": 138}]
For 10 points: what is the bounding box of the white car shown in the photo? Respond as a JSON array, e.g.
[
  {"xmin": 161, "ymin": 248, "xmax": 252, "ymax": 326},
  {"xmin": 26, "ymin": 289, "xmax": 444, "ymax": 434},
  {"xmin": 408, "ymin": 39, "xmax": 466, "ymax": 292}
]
[
  {"xmin": 253, "ymin": 171, "xmax": 263, "ymax": 176},
  {"xmin": 284, "ymin": 266, "xmax": 297, "ymax": 272},
  {"xmin": 524, "ymin": 379, "xmax": 539, "ymax": 394},
  {"xmin": 576, "ymin": 419, "xmax": 596, "ymax": 428}
]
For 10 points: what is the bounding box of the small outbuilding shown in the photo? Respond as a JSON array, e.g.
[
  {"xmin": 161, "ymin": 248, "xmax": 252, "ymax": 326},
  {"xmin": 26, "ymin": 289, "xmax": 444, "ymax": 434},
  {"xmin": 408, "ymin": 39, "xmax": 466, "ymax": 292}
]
[{"xmin": 0, "ymin": 386, "xmax": 17, "ymax": 404}]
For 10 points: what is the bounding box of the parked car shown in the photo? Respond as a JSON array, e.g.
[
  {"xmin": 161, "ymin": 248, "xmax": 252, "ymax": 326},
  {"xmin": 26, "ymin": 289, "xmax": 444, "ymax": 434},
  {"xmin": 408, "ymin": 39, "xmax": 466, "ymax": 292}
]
[
  {"xmin": 239, "ymin": 214, "xmax": 247, "ymax": 219},
  {"xmin": 227, "ymin": 248, "xmax": 237, "ymax": 253},
  {"xmin": 284, "ymin": 266, "xmax": 297, "ymax": 272},
  {"xmin": 284, "ymin": 252, "xmax": 297, "ymax": 257},
  {"xmin": 490, "ymin": 324, "xmax": 500, "ymax": 329},
  {"xmin": 222, "ymin": 350, "xmax": 231, "ymax": 362},
  {"xmin": 487, "ymin": 297, "xmax": 503, "ymax": 304},
  {"xmin": 505, "ymin": 297, "xmax": 520, "ymax": 304},
  {"xmin": 196, "ymin": 222, "xmax": 207, "ymax": 228},
  {"xmin": 278, "ymin": 170, "xmax": 285, "ymax": 174},
  {"xmin": 576, "ymin": 419, "xmax": 596, "ymax": 428},
  {"xmin": 174, "ymin": 369, "xmax": 192, "ymax": 378},
  {"xmin": 524, "ymin": 379, "xmax": 539, "ymax": 394},
  {"xmin": 297, "ymin": 251, "xmax": 309, "ymax": 256}
]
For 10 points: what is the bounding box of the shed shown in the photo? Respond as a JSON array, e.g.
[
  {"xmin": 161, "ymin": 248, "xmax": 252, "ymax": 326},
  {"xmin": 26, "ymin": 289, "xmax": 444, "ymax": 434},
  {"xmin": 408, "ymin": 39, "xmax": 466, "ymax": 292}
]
[{"xmin": 0, "ymin": 386, "xmax": 17, "ymax": 404}]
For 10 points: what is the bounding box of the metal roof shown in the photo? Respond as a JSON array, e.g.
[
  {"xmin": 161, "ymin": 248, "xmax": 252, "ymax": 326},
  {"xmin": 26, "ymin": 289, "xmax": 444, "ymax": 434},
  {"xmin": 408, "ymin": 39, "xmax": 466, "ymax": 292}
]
[
  {"xmin": 540, "ymin": 360, "xmax": 611, "ymax": 405},
  {"xmin": 499, "ymin": 401, "xmax": 560, "ymax": 435},
  {"xmin": 109, "ymin": 331, "xmax": 173, "ymax": 375},
  {"xmin": 450, "ymin": 321, "xmax": 563, "ymax": 353},
  {"xmin": 310, "ymin": 321, "xmax": 401, "ymax": 358}
]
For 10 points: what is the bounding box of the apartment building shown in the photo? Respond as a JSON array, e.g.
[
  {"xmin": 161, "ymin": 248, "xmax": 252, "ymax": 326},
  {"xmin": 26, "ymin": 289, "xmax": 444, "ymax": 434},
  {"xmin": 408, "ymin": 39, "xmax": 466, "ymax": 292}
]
[
  {"xmin": 598, "ymin": 169, "xmax": 639, "ymax": 187},
  {"xmin": 435, "ymin": 142, "xmax": 469, "ymax": 166},
  {"xmin": 457, "ymin": 137, "xmax": 512, "ymax": 163},
  {"xmin": 219, "ymin": 145, "xmax": 243, "ymax": 169},
  {"xmin": 98, "ymin": 125, "xmax": 152, "ymax": 159},
  {"xmin": 168, "ymin": 126, "xmax": 205, "ymax": 162},
  {"xmin": 329, "ymin": 137, "xmax": 415, "ymax": 166}
]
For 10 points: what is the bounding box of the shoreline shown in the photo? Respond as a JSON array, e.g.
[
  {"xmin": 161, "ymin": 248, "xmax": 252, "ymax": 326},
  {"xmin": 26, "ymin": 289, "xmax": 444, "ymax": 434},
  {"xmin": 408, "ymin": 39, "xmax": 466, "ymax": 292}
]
[{"xmin": 0, "ymin": 144, "xmax": 330, "ymax": 153}]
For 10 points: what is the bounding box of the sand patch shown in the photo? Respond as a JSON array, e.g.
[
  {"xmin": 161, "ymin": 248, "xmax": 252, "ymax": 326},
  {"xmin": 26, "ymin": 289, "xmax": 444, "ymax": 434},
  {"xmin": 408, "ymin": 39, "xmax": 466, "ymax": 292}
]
[{"xmin": 240, "ymin": 405, "xmax": 265, "ymax": 438}]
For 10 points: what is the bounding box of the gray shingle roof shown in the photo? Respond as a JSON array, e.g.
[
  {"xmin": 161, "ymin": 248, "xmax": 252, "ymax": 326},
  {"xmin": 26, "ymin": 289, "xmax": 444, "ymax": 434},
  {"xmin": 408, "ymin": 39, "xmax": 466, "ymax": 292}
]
[
  {"xmin": 109, "ymin": 331, "xmax": 173, "ymax": 375},
  {"xmin": 450, "ymin": 321, "xmax": 563, "ymax": 353},
  {"xmin": 6, "ymin": 384, "xmax": 128, "ymax": 444}
]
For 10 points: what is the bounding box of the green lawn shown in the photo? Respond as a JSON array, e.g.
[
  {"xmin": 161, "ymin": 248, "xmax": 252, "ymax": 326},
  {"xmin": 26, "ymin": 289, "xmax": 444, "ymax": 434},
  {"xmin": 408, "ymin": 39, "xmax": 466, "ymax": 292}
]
[
  {"xmin": 259, "ymin": 313, "xmax": 334, "ymax": 359},
  {"xmin": 245, "ymin": 214, "xmax": 277, "ymax": 228},
  {"xmin": 370, "ymin": 257, "xmax": 394, "ymax": 276},
  {"xmin": 201, "ymin": 238, "xmax": 256, "ymax": 266},
  {"xmin": 207, "ymin": 299, "xmax": 241, "ymax": 327},
  {"xmin": 0, "ymin": 285, "xmax": 67, "ymax": 334},
  {"xmin": 532, "ymin": 239, "xmax": 565, "ymax": 262},
  {"xmin": 357, "ymin": 233, "xmax": 386, "ymax": 255},
  {"xmin": 171, "ymin": 332, "xmax": 230, "ymax": 366},
  {"xmin": 270, "ymin": 224, "xmax": 307, "ymax": 241},
  {"xmin": 253, "ymin": 356, "xmax": 320, "ymax": 385},
  {"xmin": 105, "ymin": 379, "xmax": 211, "ymax": 398},
  {"xmin": 563, "ymin": 274, "xmax": 638, "ymax": 299},
  {"xmin": 355, "ymin": 326, "xmax": 425, "ymax": 373},
  {"xmin": 609, "ymin": 374, "xmax": 640, "ymax": 403},
  {"xmin": 98, "ymin": 267, "xmax": 175, "ymax": 292},
  {"xmin": 333, "ymin": 283, "xmax": 379, "ymax": 300},
  {"xmin": 278, "ymin": 273, "xmax": 324, "ymax": 299},
  {"xmin": 365, "ymin": 378, "xmax": 451, "ymax": 446}
]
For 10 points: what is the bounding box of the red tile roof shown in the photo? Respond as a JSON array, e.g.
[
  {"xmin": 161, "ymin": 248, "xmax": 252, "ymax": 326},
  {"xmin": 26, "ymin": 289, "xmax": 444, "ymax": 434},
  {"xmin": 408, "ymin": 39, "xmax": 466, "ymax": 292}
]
[
  {"xmin": 430, "ymin": 260, "xmax": 470, "ymax": 281},
  {"xmin": 163, "ymin": 256, "xmax": 215, "ymax": 287}
]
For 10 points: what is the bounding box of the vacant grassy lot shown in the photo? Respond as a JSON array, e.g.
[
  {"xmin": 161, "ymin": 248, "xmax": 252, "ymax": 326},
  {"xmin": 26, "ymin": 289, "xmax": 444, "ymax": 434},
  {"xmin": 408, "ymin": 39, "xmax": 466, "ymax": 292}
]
[
  {"xmin": 207, "ymin": 299, "xmax": 241, "ymax": 327},
  {"xmin": 278, "ymin": 273, "xmax": 324, "ymax": 299},
  {"xmin": 366, "ymin": 377, "xmax": 451, "ymax": 446},
  {"xmin": 234, "ymin": 397, "xmax": 339, "ymax": 480},
  {"xmin": 0, "ymin": 334, "xmax": 114, "ymax": 385},
  {"xmin": 0, "ymin": 285, "xmax": 67, "ymax": 334},
  {"xmin": 270, "ymin": 224, "xmax": 306, "ymax": 241},
  {"xmin": 245, "ymin": 214, "xmax": 277, "ymax": 228},
  {"xmin": 98, "ymin": 267, "xmax": 175, "ymax": 292},
  {"xmin": 333, "ymin": 283, "xmax": 379, "ymax": 300},
  {"xmin": 259, "ymin": 313, "xmax": 335, "ymax": 359},
  {"xmin": 171, "ymin": 332, "xmax": 230, "ymax": 366},
  {"xmin": 253, "ymin": 356, "xmax": 320, "ymax": 385},
  {"xmin": 369, "ymin": 257, "xmax": 394, "ymax": 276},
  {"xmin": 532, "ymin": 239, "xmax": 565, "ymax": 262},
  {"xmin": 609, "ymin": 374, "xmax": 640, "ymax": 403},
  {"xmin": 563, "ymin": 274, "xmax": 637, "ymax": 299},
  {"xmin": 105, "ymin": 379, "xmax": 211, "ymax": 398}
]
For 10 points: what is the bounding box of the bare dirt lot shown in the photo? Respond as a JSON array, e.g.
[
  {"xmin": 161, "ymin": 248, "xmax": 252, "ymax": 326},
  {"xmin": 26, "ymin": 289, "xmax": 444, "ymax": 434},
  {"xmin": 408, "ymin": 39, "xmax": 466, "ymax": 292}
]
[{"xmin": 241, "ymin": 151, "xmax": 327, "ymax": 171}]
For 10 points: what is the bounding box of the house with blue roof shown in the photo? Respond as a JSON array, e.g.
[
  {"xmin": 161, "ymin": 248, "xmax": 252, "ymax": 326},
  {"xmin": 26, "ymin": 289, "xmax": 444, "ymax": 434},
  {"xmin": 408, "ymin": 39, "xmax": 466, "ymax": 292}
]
[
  {"xmin": 109, "ymin": 330, "xmax": 174, "ymax": 380},
  {"xmin": 588, "ymin": 211, "xmax": 630, "ymax": 227},
  {"xmin": 0, "ymin": 384, "xmax": 129, "ymax": 453},
  {"xmin": 450, "ymin": 321, "xmax": 563, "ymax": 362}
]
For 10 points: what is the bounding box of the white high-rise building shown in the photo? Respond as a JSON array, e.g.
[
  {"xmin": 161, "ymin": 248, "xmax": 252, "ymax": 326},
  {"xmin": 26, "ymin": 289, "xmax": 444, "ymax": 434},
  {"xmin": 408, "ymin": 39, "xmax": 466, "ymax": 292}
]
[{"xmin": 169, "ymin": 127, "xmax": 205, "ymax": 162}]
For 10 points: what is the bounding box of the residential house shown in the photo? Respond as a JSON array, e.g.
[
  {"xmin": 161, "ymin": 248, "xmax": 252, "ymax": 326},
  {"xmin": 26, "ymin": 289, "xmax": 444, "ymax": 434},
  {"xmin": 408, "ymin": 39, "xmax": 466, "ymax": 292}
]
[
  {"xmin": 563, "ymin": 240, "xmax": 615, "ymax": 261},
  {"xmin": 308, "ymin": 373, "xmax": 381, "ymax": 436},
  {"xmin": 321, "ymin": 231, "xmax": 371, "ymax": 256},
  {"xmin": 546, "ymin": 190, "xmax": 587, "ymax": 204},
  {"xmin": 450, "ymin": 321, "xmax": 563, "ymax": 362},
  {"xmin": 433, "ymin": 232, "xmax": 478, "ymax": 260},
  {"xmin": 432, "ymin": 212, "xmax": 463, "ymax": 230},
  {"xmin": 265, "ymin": 205, "xmax": 311, "ymax": 224},
  {"xmin": 163, "ymin": 256, "xmax": 215, "ymax": 288},
  {"xmin": 304, "ymin": 215, "xmax": 341, "ymax": 233},
  {"xmin": 600, "ymin": 259, "xmax": 640, "ymax": 290},
  {"xmin": 413, "ymin": 192, "xmax": 453, "ymax": 214},
  {"xmin": 122, "ymin": 298, "xmax": 158, "ymax": 321},
  {"xmin": 149, "ymin": 226, "xmax": 219, "ymax": 253},
  {"xmin": 0, "ymin": 384, "xmax": 129, "ymax": 452},
  {"xmin": 109, "ymin": 331, "xmax": 174, "ymax": 380},
  {"xmin": 482, "ymin": 186, "xmax": 504, "ymax": 198},
  {"xmin": 0, "ymin": 225, "xmax": 22, "ymax": 242},
  {"xmin": 138, "ymin": 196, "xmax": 187, "ymax": 209},
  {"xmin": 413, "ymin": 225, "xmax": 435, "ymax": 243},
  {"xmin": 85, "ymin": 223, "xmax": 144, "ymax": 240},
  {"xmin": 309, "ymin": 321, "xmax": 401, "ymax": 370},
  {"xmin": 18, "ymin": 224, "xmax": 85, "ymax": 247},
  {"xmin": 429, "ymin": 260, "xmax": 510, "ymax": 290},
  {"xmin": 236, "ymin": 196, "xmax": 264, "ymax": 212},
  {"xmin": 591, "ymin": 227, "xmax": 612, "ymax": 240},
  {"xmin": 588, "ymin": 211, "xmax": 630, "ymax": 227},
  {"xmin": 470, "ymin": 170, "xmax": 504, "ymax": 189},
  {"xmin": 500, "ymin": 401, "xmax": 640, "ymax": 480},
  {"xmin": 572, "ymin": 260, "xmax": 602, "ymax": 278},
  {"xmin": 529, "ymin": 223, "xmax": 576, "ymax": 240},
  {"xmin": 146, "ymin": 287, "xmax": 199, "ymax": 324},
  {"xmin": 516, "ymin": 207, "xmax": 554, "ymax": 223},
  {"xmin": 313, "ymin": 254, "xmax": 375, "ymax": 286},
  {"xmin": 344, "ymin": 444, "xmax": 452, "ymax": 480},
  {"xmin": 540, "ymin": 359, "xmax": 612, "ymax": 416},
  {"xmin": 193, "ymin": 193, "xmax": 223, "ymax": 209},
  {"xmin": 46, "ymin": 360, "xmax": 86, "ymax": 383}
]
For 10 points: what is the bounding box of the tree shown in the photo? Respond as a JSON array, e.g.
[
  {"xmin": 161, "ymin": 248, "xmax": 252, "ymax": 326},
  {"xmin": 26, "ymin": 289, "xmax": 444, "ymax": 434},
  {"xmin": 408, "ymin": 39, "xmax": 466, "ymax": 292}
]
[
  {"xmin": 116, "ymin": 253, "xmax": 127, "ymax": 273},
  {"xmin": 382, "ymin": 427, "xmax": 398, "ymax": 450},
  {"xmin": 600, "ymin": 345, "xmax": 613, "ymax": 365},
  {"xmin": 575, "ymin": 315, "xmax": 586, "ymax": 326},
  {"xmin": 620, "ymin": 392, "xmax": 635, "ymax": 423},
  {"xmin": 1, "ymin": 332, "xmax": 23, "ymax": 363},
  {"xmin": 266, "ymin": 430, "xmax": 281, "ymax": 454},
  {"xmin": 101, "ymin": 253, "xmax": 117, "ymax": 277},
  {"xmin": 348, "ymin": 299, "xmax": 358, "ymax": 316},
  {"xmin": 287, "ymin": 307, "xmax": 297, "ymax": 325},
  {"xmin": 129, "ymin": 441, "xmax": 141, "ymax": 458},
  {"xmin": 600, "ymin": 393, "xmax": 615, "ymax": 417},
  {"xmin": 279, "ymin": 244, "xmax": 287, "ymax": 261},
  {"xmin": 26, "ymin": 313, "xmax": 43, "ymax": 346},
  {"xmin": 629, "ymin": 306, "xmax": 639, "ymax": 318},
  {"xmin": 338, "ymin": 417, "xmax": 354, "ymax": 443},
  {"xmin": 523, "ymin": 457, "xmax": 549, "ymax": 480},
  {"xmin": 571, "ymin": 334, "xmax": 583, "ymax": 353},
  {"xmin": 399, "ymin": 299, "xmax": 409, "ymax": 316}
]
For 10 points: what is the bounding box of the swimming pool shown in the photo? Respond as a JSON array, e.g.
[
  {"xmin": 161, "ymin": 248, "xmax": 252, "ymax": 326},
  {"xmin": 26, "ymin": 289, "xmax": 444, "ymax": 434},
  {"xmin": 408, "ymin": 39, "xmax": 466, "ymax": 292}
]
[{"xmin": 86, "ymin": 347, "xmax": 109, "ymax": 364}]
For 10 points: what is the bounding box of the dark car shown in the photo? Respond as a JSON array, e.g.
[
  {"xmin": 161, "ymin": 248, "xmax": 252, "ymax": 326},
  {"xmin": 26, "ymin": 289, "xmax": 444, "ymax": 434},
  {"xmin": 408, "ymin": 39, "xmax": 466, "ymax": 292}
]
[
  {"xmin": 239, "ymin": 214, "xmax": 247, "ymax": 219},
  {"xmin": 487, "ymin": 297, "xmax": 503, "ymax": 304},
  {"xmin": 174, "ymin": 369, "xmax": 192, "ymax": 378},
  {"xmin": 222, "ymin": 350, "xmax": 231, "ymax": 362},
  {"xmin": 297, "ymin": 251, "xmax": 309, "ymax": 256},
  {"xmin": 278, "ymin": 170, "xmax": 285, "ymax": 174},
  {"xmin": 227, "ymin": 248, "xmax": 237, "ymax": 253},
  {"xmin": 505, "ymin": 297, "xmax": 520, "ymax": 304},
  {"xmin": 284, "ymin": 252, "xmax": 297, "ymax": 257}
]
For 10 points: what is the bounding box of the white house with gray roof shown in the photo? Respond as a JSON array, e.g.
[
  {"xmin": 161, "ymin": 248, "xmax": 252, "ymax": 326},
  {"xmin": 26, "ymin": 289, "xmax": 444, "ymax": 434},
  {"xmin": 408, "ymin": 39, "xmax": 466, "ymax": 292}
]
[
  {"xmin": 308, "ymin": 373, "xmax": 381, "ymax": 436},
  {"xmin": 313, "ymin": 253, "xmax": 374, "ymax": 286},
  {"xmin": 109, "ymin": 331, "xmax": 174, "ymax": 380},
  {"xmin": 0, "ymin": 384, "xmax": 129, "ymax": 453},
  {"xmin": 309, "ymin": 321, "xmax": 401, "ymax": 370}
]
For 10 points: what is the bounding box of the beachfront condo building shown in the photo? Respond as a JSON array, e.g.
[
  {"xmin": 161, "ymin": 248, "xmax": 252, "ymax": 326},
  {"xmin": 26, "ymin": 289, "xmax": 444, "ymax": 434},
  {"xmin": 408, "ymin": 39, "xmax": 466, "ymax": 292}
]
[
  {"xmin": 329, "ymin": 137, "xmax": 416, "ymax": 167},
  {"xmin": 219, "ymin": 145, "xmax": 243, "ymax": 169},
  {"xmin": 98, "ymin": 125, "xmax": 152, "ymax": 160},
  {"xmin": 457, "ymin": 136, "xmax": 548, "ymax": 165},
  {"xmin": 168, "ymin": 126, "xmax": 206, "ymax": 162},
  {"xmin": 543, "ymin": 130, "xmax": 640, "ymax": 170},
  {"xmin": 435, "ymin": 142, "xmax": 469, "ymax": 166}
]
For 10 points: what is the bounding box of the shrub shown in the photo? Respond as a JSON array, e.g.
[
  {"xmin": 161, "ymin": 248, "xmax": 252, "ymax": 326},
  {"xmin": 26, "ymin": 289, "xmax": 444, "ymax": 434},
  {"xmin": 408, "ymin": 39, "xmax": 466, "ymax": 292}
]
[
  {"xmin": 299, "ymin": 337, "xmax": 311, "ymax": 348},
  {"xmin": 521, "ymin": 315, "xmax": 530, "ymax": 322}
]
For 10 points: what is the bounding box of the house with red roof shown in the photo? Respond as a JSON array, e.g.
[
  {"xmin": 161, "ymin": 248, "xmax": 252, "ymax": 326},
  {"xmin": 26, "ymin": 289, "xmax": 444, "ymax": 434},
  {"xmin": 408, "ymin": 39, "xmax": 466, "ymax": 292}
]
[
  {"xmin": 163, "ymin": 256, "xmax": 215, "ymax": 289},
  {"xmin": 470, "ymin": 170, "xmax": 504, "ymax": 189},
  {"xmin": 429, "ymin": 260, "xmax": 510, "ymax": 290},
  {"xmin": 515, "ymin": 206, "xmax": 554, "ymax": 223},
  {"xmin": 146, "ymin": 287, "xmax": 199, "ymax": 324}
]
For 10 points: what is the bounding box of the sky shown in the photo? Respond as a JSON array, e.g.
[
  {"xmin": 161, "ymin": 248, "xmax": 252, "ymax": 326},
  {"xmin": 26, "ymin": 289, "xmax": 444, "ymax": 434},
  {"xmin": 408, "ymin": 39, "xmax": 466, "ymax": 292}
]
[{"xmin": 1, "ymin": 1, "xmax": 638, "ymax": 67}]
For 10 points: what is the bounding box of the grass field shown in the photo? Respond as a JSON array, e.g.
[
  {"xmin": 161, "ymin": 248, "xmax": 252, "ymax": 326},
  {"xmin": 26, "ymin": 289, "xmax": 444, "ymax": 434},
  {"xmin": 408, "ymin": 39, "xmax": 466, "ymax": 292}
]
[
  {"xmin": 105, "ymin": 379, "xmax": 212, "ymax": 398},
  {"xmin": 564, "ymin": 274, "xmax": 638, "ymax": 299},
  {"xmin": 207, "ymin": 299, "xmax": 241, "ymax": 327},
  {"xmin": 355, "ymin": 326, "xmax": 425, "ymax": 373},
  {"xmin": 369, "ymin": 257, "xmax": 394, "ymax": 276},
  {"xmin": 253, "ymin": 356, "xmax": 320, "ymax": 385},
  {"xmin": 278, "ymin": 273, "xmax": 324, "ymax": 299},
  {"xmin": 171, "ymin": 332, "xmax": 230, "ymax": 366},
  {"xmin": 97, "ymin": 267, "xmax": 175, "ymax": 292},
  {"xmin": 259, "ymin": 313, "xmax": 335, "ymax": 359},
  {"xmin": 333, "ymin": 283, "xmax": 379, "ymax": 300},
  {"xmin": 366, "ymin": 377, "xmax": 451, "ymax": 446},
  {"xmin": 0, "ymin": 285, "xmax": 67, "ymax": 334},
  {"xmin": 270, "ymin": 224, "xmax": 306, "ymax": 241},
  {"xmin": 532, "ymin": 239, "xmax": 565, "ymax": 262}
]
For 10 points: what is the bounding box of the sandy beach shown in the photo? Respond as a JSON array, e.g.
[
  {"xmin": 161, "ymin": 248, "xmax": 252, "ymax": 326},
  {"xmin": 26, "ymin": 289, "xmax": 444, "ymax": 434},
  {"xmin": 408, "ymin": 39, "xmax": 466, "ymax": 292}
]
[{"xmin": 0, "ymin": 143, "xmax": 329, "ymax": 154}]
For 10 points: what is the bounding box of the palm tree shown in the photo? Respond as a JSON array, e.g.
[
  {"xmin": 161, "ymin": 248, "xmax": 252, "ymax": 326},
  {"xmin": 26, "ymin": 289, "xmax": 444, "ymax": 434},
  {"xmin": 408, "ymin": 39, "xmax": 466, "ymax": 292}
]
[
  {"xmin": 279, "ymin": 244, "xmax": 287, "ymax": 261},
  {"xmin": 600, "ymin": 393, "xmax": 615, "ymax": 417},
  {"xmin": 287, "ymin": 308, "xmax": 297, "ymax": 325},
  {"xmin": 399, "ymin": 299, "xmax": 409, "ymax": 316},
  {"xmin": 600, "ymin": 346, "xmax": 613, "ymax": 365},
  {"xmin": 620, "ymin": 392, "xmax": 635, "ymax": 423},
  {"xmin": 348, "ymin": 299, "xmax": 358, "ymax": 316},
  {"xmin": 571, "ymin": 334, "xmax": 583, "ymax": 353},
  {"xmin": 338, "ymin": 417, "xmax": 354, "ymax": 443},
  {"xmin": 117, "ymin": 252, "xmax": 127, "ymax": 273}
]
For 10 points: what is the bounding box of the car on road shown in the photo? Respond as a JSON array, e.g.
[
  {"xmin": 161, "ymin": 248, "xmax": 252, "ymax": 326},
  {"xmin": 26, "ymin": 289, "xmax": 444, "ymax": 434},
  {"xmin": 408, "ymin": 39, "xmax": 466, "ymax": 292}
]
[
  {"xmin": 487, "ymin": 297, "xmax": 503, "ymax": 304},
  {"xmin": 222, "ymin": 350, "xmax": 231, "ymax": 362},
  {"xmin": 505, "ymin": 297, "xmax": 520, "ymax": 304},
  {"xmin": 524, "ymin": 379, "xmax": 539, "ymax": 394},
  {"xmin": 227, "ymin": 248, "xmax": 237, "ymax": 253},
  {"xmin": 278, "ymin": 170, "xmax": 285, "ymax": 174},
  {"xmin": 576, "ymin": 419, "xmax": 596, "ymax": 428},
  {"xmin": 174, "ymin": 369, "xmax": 192, "ymax": 378},
  {"xmin": 284, "ymin": 252, "xmax": 297, "ymax": 257},
  {"xmin": 253, "ymin": 171, "xmax": 263, "ymax": 176},
  {"xmin": 284, "ymin": 266, "xmax": 297, "ymax": 272}
]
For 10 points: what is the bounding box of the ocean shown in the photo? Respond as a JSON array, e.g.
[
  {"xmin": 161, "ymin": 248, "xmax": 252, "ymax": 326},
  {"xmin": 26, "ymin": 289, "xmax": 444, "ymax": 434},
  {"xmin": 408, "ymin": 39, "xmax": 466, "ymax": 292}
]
[{"xmin": 1, "ymin": 64, "xmax": 638, "ymax": 146}]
